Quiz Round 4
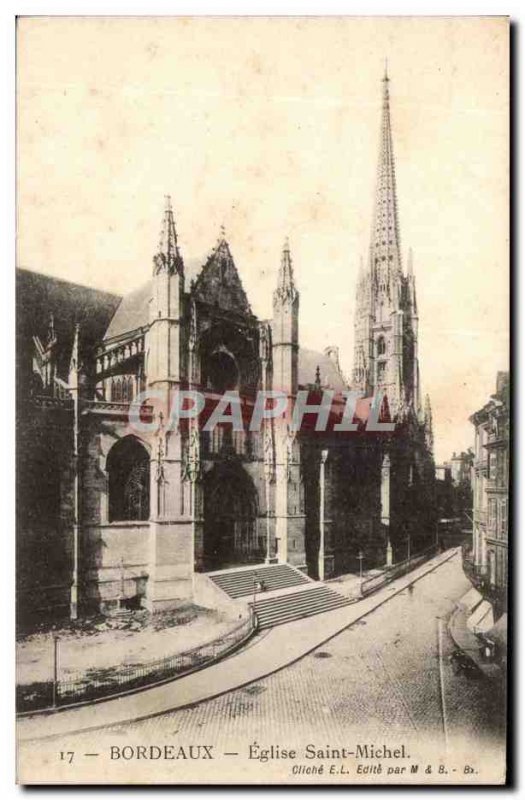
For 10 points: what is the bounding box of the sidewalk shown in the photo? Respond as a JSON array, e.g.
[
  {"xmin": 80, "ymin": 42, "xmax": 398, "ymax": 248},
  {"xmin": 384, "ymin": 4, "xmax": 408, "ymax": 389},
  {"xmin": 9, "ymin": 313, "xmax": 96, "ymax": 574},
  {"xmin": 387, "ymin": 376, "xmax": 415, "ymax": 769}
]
[
  {"xmin": 326, "ymin": 568, "xmax": 382, "ymax": 597},
  {"xmin": 448, "ymin": 601, "xmax": 503, "ymax": 681},
  {"xmin": 18, "ymin": 547, "xmax": 460, "ymax": 742}
]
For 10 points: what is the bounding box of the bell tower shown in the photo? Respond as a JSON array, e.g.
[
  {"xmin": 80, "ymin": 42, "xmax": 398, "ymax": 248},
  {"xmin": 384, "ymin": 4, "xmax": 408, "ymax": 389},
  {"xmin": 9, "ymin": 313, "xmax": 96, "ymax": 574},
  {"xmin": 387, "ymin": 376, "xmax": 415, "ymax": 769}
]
[{"xmin": 352, "ymin": 67, "xmax": 420, "ymax": 418}]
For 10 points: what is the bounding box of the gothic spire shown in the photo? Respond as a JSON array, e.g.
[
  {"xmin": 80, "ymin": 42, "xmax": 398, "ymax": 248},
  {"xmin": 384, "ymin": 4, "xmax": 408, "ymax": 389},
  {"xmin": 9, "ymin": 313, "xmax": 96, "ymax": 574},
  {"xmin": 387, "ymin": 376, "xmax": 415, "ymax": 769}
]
[
  {"xmin": 153, "ymin": 195, "xmax": 184, "ymax": 276},
  {"xmin": 274, "ymin": 237, "xmax": 298, "ymax": 305},
  {"xmin": 370, "ymin": 67, "xmax": 402, "ymax": 282},
  {"xmin": 424, "ymin": 393, "xmax": 434, "ymax": 453}
]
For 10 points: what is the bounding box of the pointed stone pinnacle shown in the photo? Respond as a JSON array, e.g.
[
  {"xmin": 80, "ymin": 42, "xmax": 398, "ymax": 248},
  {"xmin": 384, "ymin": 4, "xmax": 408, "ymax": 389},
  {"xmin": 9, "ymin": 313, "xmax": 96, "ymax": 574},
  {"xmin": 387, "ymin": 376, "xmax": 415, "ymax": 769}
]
[
  {"xmin": 274, "ymin": 237, "xmax": 297, "ymax": 305},
  {"xmin": 46, "ymin": 312, "xmax": 56, "ymax": 348},
  {"xmin": 153, "ymin": 195, "xmax": 183, "ymax": 276},
  {"xmin": 407, "ymin": 247, "xmax": 414, "ymax": 276}
]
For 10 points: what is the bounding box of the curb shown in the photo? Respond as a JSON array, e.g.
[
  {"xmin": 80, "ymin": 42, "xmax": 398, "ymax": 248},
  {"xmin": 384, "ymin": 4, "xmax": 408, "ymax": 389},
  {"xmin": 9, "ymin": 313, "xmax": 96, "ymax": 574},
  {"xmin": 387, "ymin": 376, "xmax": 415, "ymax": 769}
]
[{"xmin": 17, "ymin": 616, "xmax": 258, "ymax": 718}]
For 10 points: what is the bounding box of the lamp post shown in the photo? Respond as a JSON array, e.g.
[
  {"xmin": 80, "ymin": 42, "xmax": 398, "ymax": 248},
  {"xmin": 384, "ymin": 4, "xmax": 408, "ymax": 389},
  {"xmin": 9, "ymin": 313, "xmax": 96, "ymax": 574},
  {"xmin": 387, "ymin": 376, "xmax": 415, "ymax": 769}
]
[
  {"xmin": 407, "ymin": 532, "xmax": 411, "ymax": 562},
  {"xmin": 52, "ymin": 634, "xmax": 59, "ymax": 709},
  {"xmin": 260, "ymin": 323, "xmax": 274, "ymax": 565},
  {"xmin": 69, "ymin": 323, "xmax": 80, "ymax": 620},
  {"xmin": 252, "ymin": 575, "xmax": 258, "ymax": 620},
  {"xmin": 263, "ymin": 424, "xmax": 275, "ymax": 563},
  {"xmin": 318, "ymin": 449, "xmax": 329, "ymax": 581},
  {"xmin": 187, "ymin": 425, "xmax": 200, "ymax": 585},
  {"xmin": 381, "ymin": 453, "xmax": 393, "ymax": 567},
  {"xmin": 187, "ymin": 302, "xmax": 200, "ymax": 582},
  {"xmin": 357, "ymin": 550, "xmax": 364, "ymax": 595}
]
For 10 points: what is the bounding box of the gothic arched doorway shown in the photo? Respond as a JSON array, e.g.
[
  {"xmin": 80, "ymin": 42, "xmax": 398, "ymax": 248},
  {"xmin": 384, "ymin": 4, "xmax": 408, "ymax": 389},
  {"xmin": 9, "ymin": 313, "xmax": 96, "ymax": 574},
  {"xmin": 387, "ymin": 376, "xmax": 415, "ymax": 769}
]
[
  {"xmin": 106, "ymin": 435, "xmax": 150, "ymax": 522},
  {"xmin": 203, "ymin": 464, "xmax": 260, "ymax": 570}
]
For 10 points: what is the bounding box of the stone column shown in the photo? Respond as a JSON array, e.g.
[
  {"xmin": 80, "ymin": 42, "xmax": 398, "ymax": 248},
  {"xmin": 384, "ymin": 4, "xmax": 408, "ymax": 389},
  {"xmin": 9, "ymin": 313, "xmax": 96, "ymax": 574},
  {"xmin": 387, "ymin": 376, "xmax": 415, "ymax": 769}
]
[
  {"xmin": 381, "ymin": 453, "xmax": 393, "ymax": 566},
  {"xmin": 318, "ymin": 449, "xmax": 329, "ymax": 580}
]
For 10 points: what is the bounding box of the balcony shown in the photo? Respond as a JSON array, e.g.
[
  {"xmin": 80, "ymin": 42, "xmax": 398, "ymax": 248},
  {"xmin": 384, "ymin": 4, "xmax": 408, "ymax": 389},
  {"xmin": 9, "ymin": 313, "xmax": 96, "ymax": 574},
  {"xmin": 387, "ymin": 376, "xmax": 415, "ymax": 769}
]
[{"xmin": 473, "ymin": 459, "xmax": 488, "ymax": 476}]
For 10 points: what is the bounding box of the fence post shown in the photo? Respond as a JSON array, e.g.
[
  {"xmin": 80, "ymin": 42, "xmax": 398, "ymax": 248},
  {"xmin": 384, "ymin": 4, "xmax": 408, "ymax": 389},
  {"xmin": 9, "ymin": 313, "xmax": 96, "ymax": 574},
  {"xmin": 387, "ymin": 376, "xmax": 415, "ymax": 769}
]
[{"xmin": 52, "ymin": 634, "xmax": 59, "ymax": 709}]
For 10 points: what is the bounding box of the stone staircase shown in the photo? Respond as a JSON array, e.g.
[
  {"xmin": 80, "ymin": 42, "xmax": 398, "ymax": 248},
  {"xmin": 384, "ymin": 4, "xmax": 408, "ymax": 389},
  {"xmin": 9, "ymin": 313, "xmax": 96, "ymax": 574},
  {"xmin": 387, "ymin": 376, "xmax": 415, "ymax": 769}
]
[
  {"xmin": 207, "ymin": 563, "xmax": 310, "ymax": 599},
  {"xmin": 207, "ymin": 563, "xmax": 353, "ymax": 629},
  {"xmin": 251, "ymin": 584, "xmax": 353, "ymax": 629}
]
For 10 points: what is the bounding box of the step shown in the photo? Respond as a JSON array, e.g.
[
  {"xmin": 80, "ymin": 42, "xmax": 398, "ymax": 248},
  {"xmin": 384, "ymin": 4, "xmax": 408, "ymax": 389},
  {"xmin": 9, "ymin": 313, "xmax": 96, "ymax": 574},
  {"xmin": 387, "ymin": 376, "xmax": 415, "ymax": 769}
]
[
  {"xmin": 255, "ymin": 595, "xmax": 350, "ymax": 617},
  {"xmin": 212, "ymin": 578, "xmax": 308, "ymax": 599},
  {"xmin": 250, "ymin": 585, "xmax": 353, "ymax": 629},
  {"xmin": 253, "ymin": 585, "xmax": 336, "ymax": 610},
  {"xmin": 210, "ymin": 567, "xmax": 304, "ymax": 583},
  {"xmin": 208, "ymin": 563, "xmax": 310, "ymax": 599}
]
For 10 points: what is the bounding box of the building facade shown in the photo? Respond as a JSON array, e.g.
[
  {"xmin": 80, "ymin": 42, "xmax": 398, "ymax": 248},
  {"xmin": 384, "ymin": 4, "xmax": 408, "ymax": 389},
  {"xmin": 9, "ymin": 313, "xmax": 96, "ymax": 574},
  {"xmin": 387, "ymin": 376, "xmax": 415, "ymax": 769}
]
[
  {"xmin": 469, "ymin": 371, "xmax": 509, "ymax": 619},
  {"xmin": 435, "ymin": 449, "xmax": 474, "ymax": 548},
  {"xmin": 17, "ymin": 74, "xmax": 436, "ymax": 624}
]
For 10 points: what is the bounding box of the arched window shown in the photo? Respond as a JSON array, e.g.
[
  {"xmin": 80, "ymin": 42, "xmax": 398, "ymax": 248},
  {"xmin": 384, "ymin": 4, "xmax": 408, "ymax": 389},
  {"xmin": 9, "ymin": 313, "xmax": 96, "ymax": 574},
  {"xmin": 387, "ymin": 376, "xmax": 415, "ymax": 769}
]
[
  {"xmin": 377, "ymin": 336, "xmax": 386, "ymax": 356},
  {"xmin": 205, "ymin": 350, "xmax": 239, "ymax": 393},
  {"xmin": 107, "ymin": 436, "xmax": 150, "ymax": 522},
  {"xmin": 111, "ymin": 378, "xmax": 122, "ymax": 402},
  {"xmin": 120, "ymin": 376, "xmax": 134, "ymax": 403}
]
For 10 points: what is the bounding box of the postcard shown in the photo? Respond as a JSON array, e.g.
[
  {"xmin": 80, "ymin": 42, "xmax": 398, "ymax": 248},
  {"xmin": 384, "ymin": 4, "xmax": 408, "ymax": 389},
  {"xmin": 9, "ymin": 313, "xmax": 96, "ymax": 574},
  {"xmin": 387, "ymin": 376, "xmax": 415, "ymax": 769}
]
[{"xmin": 16, "ymin": 15, "xmax": 509, "ymax": 785}]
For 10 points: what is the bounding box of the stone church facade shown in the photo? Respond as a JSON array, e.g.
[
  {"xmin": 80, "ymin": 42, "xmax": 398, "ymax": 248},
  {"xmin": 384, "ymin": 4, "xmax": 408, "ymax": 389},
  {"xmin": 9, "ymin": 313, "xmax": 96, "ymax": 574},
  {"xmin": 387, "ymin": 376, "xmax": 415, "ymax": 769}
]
[{"xmin": 17, "ymin": 73, "xmax": 436, "ymax": 624}]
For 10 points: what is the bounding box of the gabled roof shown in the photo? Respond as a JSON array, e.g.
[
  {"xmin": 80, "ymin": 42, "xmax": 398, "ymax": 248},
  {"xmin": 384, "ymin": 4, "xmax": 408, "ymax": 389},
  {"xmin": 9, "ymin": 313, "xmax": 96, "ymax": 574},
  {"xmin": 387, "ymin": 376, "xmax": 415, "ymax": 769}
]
[{"xmin": 192, "ymin": 237, "xmax": 252, "ymax": 316}]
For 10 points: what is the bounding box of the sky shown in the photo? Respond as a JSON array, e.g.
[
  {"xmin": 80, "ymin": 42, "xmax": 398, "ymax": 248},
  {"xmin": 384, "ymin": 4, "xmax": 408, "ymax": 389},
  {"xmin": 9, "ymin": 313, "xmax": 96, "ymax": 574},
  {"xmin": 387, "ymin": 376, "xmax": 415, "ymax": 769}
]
[{"xmin": 17, "ymin": 16, "xmax": 509, "ymax": 463}]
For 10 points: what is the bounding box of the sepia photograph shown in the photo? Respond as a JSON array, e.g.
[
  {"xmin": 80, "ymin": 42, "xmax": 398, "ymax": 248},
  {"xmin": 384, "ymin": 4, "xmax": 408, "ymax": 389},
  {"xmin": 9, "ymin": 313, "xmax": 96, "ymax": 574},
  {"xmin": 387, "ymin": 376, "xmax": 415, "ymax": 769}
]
[{"xmin": 14, "ymin": 15, "xmax": 509, "ymax": 785}]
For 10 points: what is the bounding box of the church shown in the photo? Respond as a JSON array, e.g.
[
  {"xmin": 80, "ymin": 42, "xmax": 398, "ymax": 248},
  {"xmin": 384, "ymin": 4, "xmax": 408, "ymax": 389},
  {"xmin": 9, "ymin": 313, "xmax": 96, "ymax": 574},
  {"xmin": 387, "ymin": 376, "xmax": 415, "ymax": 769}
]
[{"xmin": 16, "ymin": 73, "xmax": 436, "ymax": 623}]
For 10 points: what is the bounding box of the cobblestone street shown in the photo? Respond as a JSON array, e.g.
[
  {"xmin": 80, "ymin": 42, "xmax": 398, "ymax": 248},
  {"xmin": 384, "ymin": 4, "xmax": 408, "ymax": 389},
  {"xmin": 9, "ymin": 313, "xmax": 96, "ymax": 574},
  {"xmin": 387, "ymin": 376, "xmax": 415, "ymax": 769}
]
[{"xmin": 116, "ymin": 555, "xmax": 505, "ymax": 746}]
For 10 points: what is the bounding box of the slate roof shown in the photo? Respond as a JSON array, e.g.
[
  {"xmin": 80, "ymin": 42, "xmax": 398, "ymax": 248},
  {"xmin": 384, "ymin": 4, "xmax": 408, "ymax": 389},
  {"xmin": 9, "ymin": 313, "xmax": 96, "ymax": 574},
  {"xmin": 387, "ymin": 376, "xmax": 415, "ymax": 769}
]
[
  {"xmin": 17, "ymin": 268, "xmax": 121, "ymax": 382},
  {"xmin": 103, "ymin": 256, "xmax": 203, "ymax": 341},
  {"xmin": 103, "ymin": 279, "xmax": 152, "ymax": 341},
  {"xmin": 298, "ymin": 348, "xmax": 347, "ymax": 391}
]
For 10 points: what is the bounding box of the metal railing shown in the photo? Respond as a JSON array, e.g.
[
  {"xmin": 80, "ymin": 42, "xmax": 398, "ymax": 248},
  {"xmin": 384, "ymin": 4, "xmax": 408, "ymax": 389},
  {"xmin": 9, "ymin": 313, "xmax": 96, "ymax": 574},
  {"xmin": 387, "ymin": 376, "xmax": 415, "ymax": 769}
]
[
  {"xmin": 360, "ymin": 543, "xmax": 439, "ymax": 597},
  {"xmin": 17, "ymin": 613, "xmax": 256, "ymax": 714}
]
